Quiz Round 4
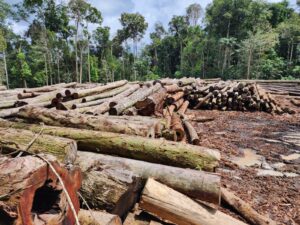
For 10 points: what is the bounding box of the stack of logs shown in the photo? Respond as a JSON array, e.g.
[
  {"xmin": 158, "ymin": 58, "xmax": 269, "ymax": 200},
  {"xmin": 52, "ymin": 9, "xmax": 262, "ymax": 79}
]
[{"xmin": 0, "ymin": 78, "xmax": 289, "ymax": 225}]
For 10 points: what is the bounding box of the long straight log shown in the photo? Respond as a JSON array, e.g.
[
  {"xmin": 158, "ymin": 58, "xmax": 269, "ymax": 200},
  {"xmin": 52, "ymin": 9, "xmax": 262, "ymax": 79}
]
[
  {"xmin": 78, "ymin": 210, "xmax": 122, "ymax": 225},
  {"xmin": 170, "ymin": 113, "xmax": 185, "ymax": 141},
  {"xmin": 72, "ymin": 97, "xmax": 111, "ymax": 109},
  {"xmin": 23, "ymin": 82, "xmax": 76, "ymax": 93},
  {"xmin": 109, "ymin": 83, "xmax": 162, "ymax": 115},
  {"xmin": 183, "ymin": 119, "xmax": 200, "ymax": 145},
  {"xmin": 77, "ymin": 152, "xmax": 221, "ymax": 204},
  {"xmin": 0, "ymin": 127, "xmax": 77, "ymax": 163},
  {"xmin": 139, "ymin": 179, "xmax": 246, "ymax": 225},
  {"xmin": 0, "ymin": 120, "xmax": 220, "ymax": 171},
  {"xmin": 0, "ymin": 155, "xmax": 81, "ymax": 225},
  {"xmin": 0, "ymin": 100, "xmax": 15, "ymax": 109}
]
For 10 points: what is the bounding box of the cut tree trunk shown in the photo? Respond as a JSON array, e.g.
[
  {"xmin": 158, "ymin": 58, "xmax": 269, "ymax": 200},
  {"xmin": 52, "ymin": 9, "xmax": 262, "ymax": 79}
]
[
  {"xmin": 72, "ymin": 97, "xmax": 110, "ymax": 109},
  {"xmin": 170, "ymin": 113, "xmax": 185, "ymax": 141},
  {"xmin": 140, "ymin": 179, "xmax": 247, "ymax": 225},
  {"xmin": 18, "ymin": 106, "xmax": 162, "ymax": 138},
  {"xmin": 183, "ymin": 119, "xmax": 200, "ymax": 145},
  {"xmin": 0, "ymin": 127, "xmax": 77, "ymax": 163},
  {"xmin": 109, "ymin": 83, "xmax": 162, "ymax": 115},
  {"xmin": 0, "ymin": 155, "xmax": 81, "ymax": 225},
  {"xmin": 0, "ymin": 120, "xmax": 220, "ymax": 171},
  {"xmin": 23, "ymin": 82, "xmax": 76, "ymax": 93},
  {"xmin": 166, "ymin": 91, "xmax": 184, "ymax": 105},
  {"xmin": 78, "ymin": 209, "xmax": 122, "ymax": 225},
  {"xmin": 177, "ymin": 100, "xmax": 189, "ymax": 115},
  {"xmin": 77, "ymin": 151, "xmax": 221, "ymax": 204},
  {"xmin": 221, "ymin": 188, "xmax": 277, "ymax": 225},
  {"xmin": 77, "ymin": 153, "xmax": 142, "ymax": 217}
]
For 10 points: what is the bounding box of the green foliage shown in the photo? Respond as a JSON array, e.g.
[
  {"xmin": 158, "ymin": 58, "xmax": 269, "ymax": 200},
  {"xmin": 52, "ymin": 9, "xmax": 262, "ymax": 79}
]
[{"xmin": 11, "ymin": 49, "xmax": 32, "ymax": 87}]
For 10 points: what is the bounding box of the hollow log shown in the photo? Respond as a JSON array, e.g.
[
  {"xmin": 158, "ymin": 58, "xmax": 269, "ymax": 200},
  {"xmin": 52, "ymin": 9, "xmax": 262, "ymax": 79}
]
[
  {"xmin": 78, "ymin": 209, "xmax": 122, "ymax": 225},
  {"xmin": 77, "ymin": 153, "xmax": 142, "ymax": 217},
  {"xmin": 0, "ymin": 120, "xmax": 220, "ymax": 171},
  {"xmin": 0, "ymin": 155, "xmax": 81, "ymax": 225},
  {"xmin": 221, "ymin": 188, "xmax": 277, "ymax": 225},
  {"xmin": 17, "ymin": 106, "xmax": 162, "ymax": 137},
  {"xmin": 73, "ymin": 80, "xmax": 127, "ymax": 99},
  {"xmin": 0, "ymin": 127, "xmax": 77, "ymax": 163},
  {"xmin": 93, "ymin": 84, "xmax": 140, "ymax": 115},
  {"xmin": 140, "ymin": 179, "xmax": 247, "ymax": 225},
  {"xmin": 109, "ymin": 83, "xmax": 162, "ymax": 115},
  {"xmin": 77, "ymin": 152, "xmax": 221, "ymax": 204}
]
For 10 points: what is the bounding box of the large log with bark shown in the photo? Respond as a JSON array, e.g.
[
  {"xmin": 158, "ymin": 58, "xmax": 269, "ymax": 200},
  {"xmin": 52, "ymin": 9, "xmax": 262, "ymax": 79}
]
[
  {"xmin": 23, "ymin": 82, "xmax": 77, "ymax": 93},
  {"xmin": 0, "ymin": 85, "xmax": 7, "ymax": 91},
  {"xmin": 77, "ymin": 151, "xmax": 221, "ymax": 204},
  {"xmin": 77, "ymin": 153, "xmax": 142, "ymax": 217},
  {"xmin": 0, "ymin": 155, "xmax": 81, "ymax": 225},
  {"xmin": 0, "ymin": 127, "xmax": 77, "ymax": 163},
  {"xmin": 17, "ymin": 106, "xmax": 163, "ymax": 137},
  {"xmin": 78, "ymin": 209, "xmax": 122, "ymax": 225},
  {"xmin": 109, "ymin": 83, "xmax": 162, "ymax": 115},
  {"xmin": 139, "ymin": 179, "xmax": 247, "ymax": 225},
  {"xmin": 0, "ymin": 120, "xmax": 220, "ymax": 171}
]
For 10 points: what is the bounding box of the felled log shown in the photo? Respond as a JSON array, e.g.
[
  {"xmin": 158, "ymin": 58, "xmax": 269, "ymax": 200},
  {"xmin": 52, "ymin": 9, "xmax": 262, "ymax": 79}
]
[
  {"xmin": 221, "ymin": 188, "xmax": 277, "ymax": 225},
  {"xmin": 18, "ymin": 106, "xmax": 162, "ymax": 137},
  {"xmin": 178, "ymin": 77, "xmax": 196, "ymax": 87},
  {"xmin": 0, "ymin": 100, "xmax": 15, "ymax": 109},
  {"xmin": 17, "ymin": 92, "xmax": 41, "ymax": 99},
  {"xmin": 109, "ymin": 83, "xmax": 162, "ymax": 115},
  {"xmin": 164, "ymin": 84, "xmax": 182, "ymax": 93},
  {"xmin": 291, "ymin": 99, "xmax": 300, "ymax": 107},
  {"xmin": 0, "ymin": 85, "xmax": 7, "ymax": 91},
  {"xmin": 0, "ymin": 127, "xmax": 77, "ymax": 163},
  {"xmin": 166, "ymin": 91, "xmax": 184, "ymax": 105},
  {"xmin": 0, "ymin": 155, "xmax": 81, "ymax": 225},
  {"xmin": 177, "ymin": 100, "xmax": 189, "ymax": 115},
  {"xmin": 78, "ymin": 210, "xmax": 122, "ymax": 225},
  {"xmin": 123, "ymin": 107, "xmax": 138, "ymax": 116},
  {"xmin": 0, "ymin": 120, "xmax": 220, "ymax": 171},
  {"xmin": 77, "ymin": 153, "xmax": 142, "ymax": 217},
  {"xmin": 170, "ymin": 113, "xmax": 185, "ymax": 141},
  {"xmin": 78, "ymin": 152, "xmax": 221, "ymax": 204},
  {"xmin": 23, "ymin": 82, "xmax": 77, "ymax": 93},
  {"xmin": 183, "ymin": 119, "xmax": 200, "ymax": 145},
  {"xmin": 73, "ymin": 80, "xmax": 127, "ymax": 99},
  {"xmin": 135, "ymin": 87, "xmax": 167, "ymax": 116},
  {"xmin": 93, "ymin": 84, "xmax": 140, "ymax": 115},
  {"xmin": 72, "ymin": 97, "xmax": 110, "ymax": 109},
  {"xmin": 140, "ymin": 179, "xmax": 247, "ymax": 225}
]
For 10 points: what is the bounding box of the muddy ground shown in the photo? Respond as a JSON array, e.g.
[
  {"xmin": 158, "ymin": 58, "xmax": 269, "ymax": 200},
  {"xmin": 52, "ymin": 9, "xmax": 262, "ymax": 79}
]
[{"xmin": 187, "ymin": 109, "xmax": 300, "ymax": 225}]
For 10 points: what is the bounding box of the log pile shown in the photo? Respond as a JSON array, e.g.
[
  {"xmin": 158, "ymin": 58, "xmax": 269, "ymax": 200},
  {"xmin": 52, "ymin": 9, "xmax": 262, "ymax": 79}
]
[{"xmin": 0, "ymin": 77, "xmax": 292, "ymax": 224}]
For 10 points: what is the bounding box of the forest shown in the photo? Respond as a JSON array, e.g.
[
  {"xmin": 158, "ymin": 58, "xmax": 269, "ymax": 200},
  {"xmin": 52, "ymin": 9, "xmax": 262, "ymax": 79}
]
[{"xmin": 0, "ymin": 0, "xmax": 300, "ymax": 88}]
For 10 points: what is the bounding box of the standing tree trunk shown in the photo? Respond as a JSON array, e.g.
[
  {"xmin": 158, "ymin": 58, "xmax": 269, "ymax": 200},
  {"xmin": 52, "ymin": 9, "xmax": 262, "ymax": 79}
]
[
  {"xmin": 3, "ymin": 50, "xmax": 9, "ymax": 89},
  {"xmin": 57, "ymin": 58, "xmax": 60, "ymax": 83},
  {"xmin": 75, "ymin": 19, "xmax": 79, "ymax": 82},
  {"xmin": 44, "ymin": 54, "xmax": 48, "ymax": 86},
  {"xmin": 246, "ymin": 48, "xmax": 252, "ymax": 80},
  {"xmin": 80, "ymin": 47, "xmax": 83, "ymax": 83}
]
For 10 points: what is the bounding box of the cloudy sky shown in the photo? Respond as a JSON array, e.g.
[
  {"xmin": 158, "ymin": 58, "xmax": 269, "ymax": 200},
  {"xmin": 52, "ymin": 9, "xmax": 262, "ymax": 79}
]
[{"xmin": 9, "ymin": 0, "xmax": 298, "ymax": 44}]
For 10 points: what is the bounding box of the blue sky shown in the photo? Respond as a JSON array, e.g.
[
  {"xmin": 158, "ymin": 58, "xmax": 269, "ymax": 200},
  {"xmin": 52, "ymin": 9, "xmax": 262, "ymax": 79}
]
[{"xmin": 8, "ymin": 0, "xmax": 298, "ymax": 44}]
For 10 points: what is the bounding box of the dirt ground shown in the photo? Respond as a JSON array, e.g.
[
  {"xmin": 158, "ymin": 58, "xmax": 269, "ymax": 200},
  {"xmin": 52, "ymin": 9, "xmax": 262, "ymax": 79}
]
[{"xmin": 187, "ymin": 109, "xmax": 300, "ymax": 225}]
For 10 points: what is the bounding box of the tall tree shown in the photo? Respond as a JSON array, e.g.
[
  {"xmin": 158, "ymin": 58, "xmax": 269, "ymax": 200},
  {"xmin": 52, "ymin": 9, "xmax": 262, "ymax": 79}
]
[{"xmin": 186, "ymin": 3, "xmax": 202, "ymax": 26}]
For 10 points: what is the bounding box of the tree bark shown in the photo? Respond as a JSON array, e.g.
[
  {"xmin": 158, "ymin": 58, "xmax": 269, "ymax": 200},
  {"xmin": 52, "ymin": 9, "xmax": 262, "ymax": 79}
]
[
  {"xmin": 77, "ymin": 153, "xmax": 142, "ymax": 217},
  {"xmin": 183, "ymin": 119, "xmax": 200, "ymax": 145},
  {"xmin": 3, "ymin": 51, "xmax": 9, "ymax": 89},
  {"xmin": 77, "ymin": 151, "xmax": 221, "ymax": 204},
  {"xmin": 170, "ymin": 113, "xmax": 185, "ymax": 141},
  {"xmin": 23, "ymin": 82, "xmax": 76, "ymax": 93},
  {"xmin": 78, "ymin": 209, "xmax": 122, "ymax": 225},
  {"xmin": 140, "ymin": 179, "xmax": 247, "ymax": 225},
  {"xmin": 0, "ymin": 127, "xmax": 77, "ymax": 163},
  {"xmin": 0, "ymin": 155, "xmax": 81, "ymax": 225},
  {"xmin": 0, "ymin": 120, "xmax": 220, "ymax": 171}
]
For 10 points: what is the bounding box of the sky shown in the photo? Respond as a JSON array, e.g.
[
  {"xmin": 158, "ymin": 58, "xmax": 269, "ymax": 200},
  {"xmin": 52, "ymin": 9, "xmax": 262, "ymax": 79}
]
[{"xmin": 8, "ymin": 0, "xmax": 298, "ymax": 44}]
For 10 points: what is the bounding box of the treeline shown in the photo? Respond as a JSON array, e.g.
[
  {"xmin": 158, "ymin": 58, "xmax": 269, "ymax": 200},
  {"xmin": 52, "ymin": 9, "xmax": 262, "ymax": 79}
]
[{"xmin": 0, "ymin": 0, "xmax": 300, "ymax": 88}]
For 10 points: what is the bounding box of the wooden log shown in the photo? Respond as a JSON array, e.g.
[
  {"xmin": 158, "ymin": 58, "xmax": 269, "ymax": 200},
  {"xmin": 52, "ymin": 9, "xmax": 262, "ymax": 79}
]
[
  {"xmin": 73, "ymin": 80, "xmax": 127, "ymax": 98},
  {"xmin": 0, "ymin": 100, "xmax": 15, "ymax": 109},
  {"xmin": 78, "ymin": 209, "xmax": 122, "ymax": 225},
  {"xmin": 177, "ymin": 100, "xmax": 189, "ymax": 115},
  {"xmin": 183, "ymin": 119, "xmax": 200, "ymax": 145},
  {"xmin": 165, "ymin": 91, "xmax": 184, "ymax": 105},
  {"xmin": 0, "ymin": 85, "xmax": 7, "ymax": 91},
  {"xmin": 77, "ymin": 152, "xmax": 221, "ymax": 204},
  {"xmin": 170, "ymin": 113, "xmax": 185, "ymax": 141},
  {"xmin": 93, "ymin": 84, "xmax": 140, "ymax": 115},
  {"xmin": 17, "ymin": 92, "xmax": 41, "ymax": 99},
  {"xmin": 291, "ymin": 99, "xmax": 300, "ymax": 107},
  {"xmin": 72, "ymin": 97, "xmax": 110, "ymax": 109},
  {"xmin": 178, "ymin": 77, "xmax": 195, "ymax": 87},
  {"xmin": 109, "ymin": 83, "xmax": 162, "ymax": 115},
  {"xmin": 123, "ymin": 107, "xmax": 138, "ymax": 116},
  {"xmin": 23, "ymin": 82, "xmax": 76, "ymax": 93},
  {"xmin": 18, "ymin": 106, "xmax": 161, "ymax": 137},
  {"xmin": 221, "ymin": 188, "xmax": 277, "ymax": 225},
  {"xmin": 0, "ymin": 120, "xmax": 220, "ymax": 171},
  {"xmin": 164, "ymin": 84, "xmax": 182, "ymax": 93},
  {"xmin": 0, "ymin": 127, "xmax": 77, "ymax": 163},
  {"xmin": 140, "ymin": 179, "xmax": 247, "ymax": 225},
  {"xmin": 77, "ymin": 153, "xmax": 143, "ymax": 217},
  {"xmin": 0, "ymin": 155, "xmax": 81, "ymax": 225},
  {"xmin": 123, "ymin": 213, "xmax": 150, "ymax": 225}
]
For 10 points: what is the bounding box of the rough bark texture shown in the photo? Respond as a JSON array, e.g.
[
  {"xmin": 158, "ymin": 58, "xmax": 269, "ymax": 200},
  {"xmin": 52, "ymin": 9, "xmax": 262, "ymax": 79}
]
[
  {"xmin": 0, "ymin": 127, "xmax": 77, "ymax": 163},
  {"xmin": 140, "ymin": 179, "xmax": 247, "ymax": 225},
  {"xmin": 77, "ymin": 152, "xmax": 221, "ymax": 204},
  {"xmin": 0, "ymin": 120, "xmax": 220, "ymax": 171},
  {"xmin": 183, "ymin": 119, "xmax": 200, "ymax": 145},
  {"xmin": 23, "ymin": 82, "xmax": 76, "ymax": 93},
  {"xmin": 221, "ymin": 188, "xmax": 277, "ymax": 225},
  {"xmin": 18, "ymin": 106, "xmax": 162, "ymax": 137},
  {"xmin": 170, "ymin": 113, "xmax": 185, "ymax": 141},
  {"xmin": 0, "ymin": 155, "xmax": 81, "ymax": 225},
  {"xmin": 78, "ymin": 209, "xmax": 122, "ymax": 225},
  {"xmin": 77, "ymin": 153, "xmax": 143, "ymax": 217}
]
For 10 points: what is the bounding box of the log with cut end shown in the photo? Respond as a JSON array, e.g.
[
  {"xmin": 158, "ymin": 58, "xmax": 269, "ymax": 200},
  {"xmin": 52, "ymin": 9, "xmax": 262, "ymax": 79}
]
[
  {"xmin": 17, "ymin": 92, "xmax": 41, "ymax": 99},
  {"xmin": 77, "ymin": 151, "xmax": 221, "ymax": 204},
  {"xmin": 72, "ymin": 97, "xmax": 110, "ymax": 109},
  {"xmin": 140, "ymin": 179, "xmax": 247, "ymax": 225},
  {"xmin": 0, "ymin": 127, "xmax": 77, "ymax": 163},
  {"xmin": 109, "ymin": 83, "xmax": 162, "ymax": 115},
  {"xmin": 18, "ymin": 106, "xmax": 162, "ymax": 137},
  {"xmin": 221, "ymin": 188, "xmax": 277, "ymax": 225},
  {"xmin": 92, "ymin": 84, "xmax": 140, "ymax": 115},
  {"xmin": 78, "ymin": 209, "xmax": 122, "ymax": 225},
  {"xmin": 23, "ymin": 82, "xmax": 77, "ymax": 93},
  {"xmin": 165, "ymin": 91, "xmax": 184, "ymax": 105},
  {"xmin": 0, "ymin": 155, "xmax": 81, "ymax": 225},
  {"xmin": 178, "ymin": 77, "xmax": 196, "ymax": 87},
  {"xmin": 77, "ymin": 154, "xmax": 142, "ymax": 217},
  {"xmin": 183, "ymin": 119, "xmax": 200, "ymax": 145},
  {"xmin": 73, "ymin": 80, "xmax": 127, "ymax": 98},
  {"xmin": 0, "ymin": 119, "xmax": 220, "ymax": 171},
  {"xmin": 170, "ymin": 113, "xmax": 185, "ymax": 141}
]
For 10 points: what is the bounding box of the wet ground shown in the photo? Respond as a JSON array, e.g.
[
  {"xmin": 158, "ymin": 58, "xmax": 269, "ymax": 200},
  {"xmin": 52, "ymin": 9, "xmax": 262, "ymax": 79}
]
[{"xmin": 187, "ymin": 109, "xmax": 300, "ymax": 225}]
